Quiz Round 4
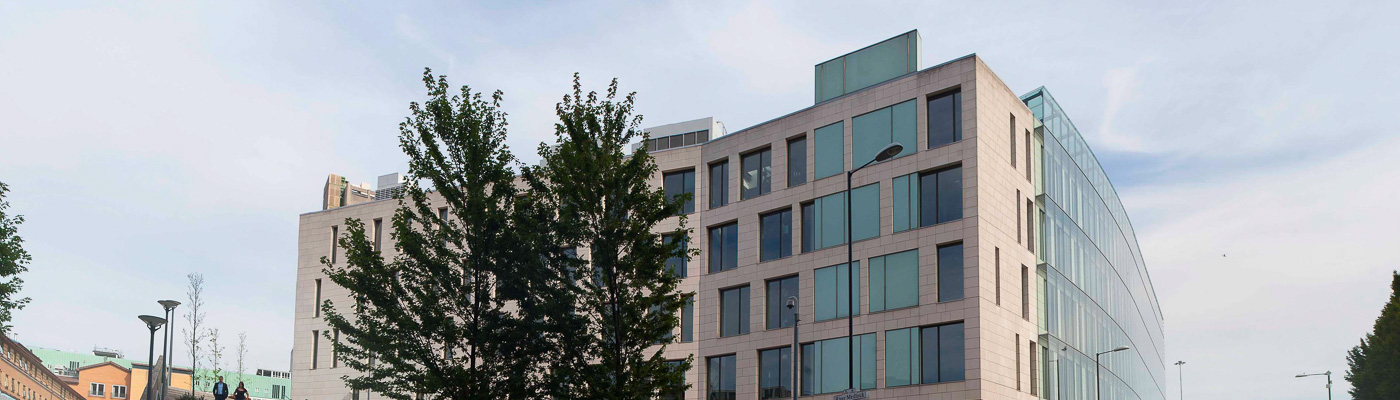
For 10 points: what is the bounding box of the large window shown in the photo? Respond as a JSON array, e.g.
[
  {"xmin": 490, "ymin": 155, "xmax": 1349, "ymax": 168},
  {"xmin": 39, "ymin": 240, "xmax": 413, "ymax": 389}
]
[
  {"xmin": 813, "ymin": 262, "xmax": 859, "ymax": 321},
  {"xmin": 787, "ymin": 137, "xmax": 807, "ymax": 187},
  {"xmin": 920, "ymin": 167, "xmax": 963, "ymax": 227},
  {"xmin": 760, "ymin": 209, "xmax": 792, "ymax": 261},
  {"xmin": 759, "ymin": 347, "xmax": 793, "ymax": 399},
  {"xmin": 852, "ymin": 99, "xmax": 916, "ymax": 166},
  {"xmin": 814, "ymin": 121, "xmax": 845, "ymax": 180},
  {"xmin": 885, "ymin": 322, "xmax": 965, "ymax": 386},
  {"xmin": 720, "ymin": 286, "xmax": 750, "ymax": 337},
  {"xmin": 664, "ymin": 234, "xmax": 687, "ymax": 278},
  {"xmin": 801, "ymin": 334, "xmax": 875, "ymax": 395},
  {"xmin": 869, "ymin": 249, "xmax": 919, "ymax": 312},
  {"xmin": 938, "ymin": 243, "xmax": 964, "ymax": 302},
  {"xmin": 708, "ymin": 222, "xmax": 738, "ymax": 273},
  {"xmin": 741, "ymin": 148, "xmax": 772, "ymax": 199},
  {"xmin": 801, "ymin": 185, "xmax": 879, "ymax": 252},
  {"xmin": 709, "ymin": 161, "xmax": 728, "ymax": 209},
  {"xmin": 707, "ymin": 355, "xmax": 736, "ymax": 400},
  {"xmin": 766, "ymin": 276, "xmax": 798, "ymax": 329},
  {"xmin": 664, "ymin": 169, "xmax": 696, "ymax": 214},
  {"xmin": 893, "ymin": 167, "xmax": 962, "ymax": 232},
  {"xmin": 927, "ymin": 90, "xmax": 962, "ymax": 148}
]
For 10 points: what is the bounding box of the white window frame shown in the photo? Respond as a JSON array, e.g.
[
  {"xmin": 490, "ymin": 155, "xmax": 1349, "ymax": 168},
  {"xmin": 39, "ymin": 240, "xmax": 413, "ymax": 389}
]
[
  {"xmin": 113, "ymin": 385, "xmax": 128, "ymax": 399},
  {"xmin": 90, "ymin": 383, "xmax": 105, "ymax": 397}
]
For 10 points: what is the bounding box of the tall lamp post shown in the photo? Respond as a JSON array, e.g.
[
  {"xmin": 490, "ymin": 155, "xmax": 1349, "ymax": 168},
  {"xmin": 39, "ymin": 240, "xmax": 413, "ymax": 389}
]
[
  {"xmin": 1050, "ymin": 346, "xmax": 1066, "ymax": 400},
  {"xmin": 1295, "ymin": 371, "xmax": 1332, "ymax": 400},
  {"xmin": 158, "ymin": 300, "xmax": 181, "ymax": 400},
  {"xmin": 786, "ymin": 296, "xmax": 799, "ymax": 400},
  {"xmin": 1173, "ymin": 361, "xmax": 1185, "ymax": 400},
  {"xmin": 846, "ymin": 142, "xmax": 903, "ymax": 392},
  {"xmin": 1095, "ymin": 346, "xmax": 1130, "ymax": 400},
  {"xmin": 140, "ymin": 315, "xmax": 168, "ymax": 400}
]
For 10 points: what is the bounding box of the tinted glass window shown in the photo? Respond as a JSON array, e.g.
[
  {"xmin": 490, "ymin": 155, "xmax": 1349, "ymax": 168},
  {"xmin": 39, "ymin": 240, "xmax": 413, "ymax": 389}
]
[
  {"xmin": 813, "ymin": 262, "xmax": 859, "ymax": 321},
  {"xmin": 681, "ymin": 299, "xmax": 694, "ymax": 343},
  {"xmin": 938, "ymin": 243, "xmax": 963, "ymax": 302},
  {"xmin": 664, "ymin": 234, "xmax": 687, "ymax": 278},
  {"xmin": 760, "ymin": 209, "xmax": 792, "ymax": 261},
  {"xmin": 814, "ymin": 121, "xmax": 845, "ymax": 179},
  {"xmin": 927, "ymin": 91, "xmax": 962, "ymax": 148},
  {"xmin": 759, "ymin": 348, "xmax": 793, "ymax": 400},
  {"xmin": 787, "ymin": 137, "xmax": 807, "ymax": 187},
  {"xmin": 869, "ymin": 249, "xmax": 919, "ymax": 312},
  {"xmin": 800, "ymin": 334, "xmax": 875, "ymax": 395},
  {"xmin": 766, "ymin": 276, "xmax": 798, "ymax": 329},
  {"xmin": 852, "ymin": 99, "xmax": 916, "ymax": 166},
  {"xmin": 802, "ymin": 191, "xmax": 853, "ymax": 252},
  {"xmin": 917, "ymin": 322, "xmax": 965, "ymax": 384},
  {"xmin": 708, "ymin": 355, "xmax": 736, "ymax": 400},
  {"xmin": 918, "ymin": 166, "xmax": 962, "ymax": 226},
  {"xmin": 741, "ymin": 149, "xmax": 772, "ymax": 199},
  {"xmin": 663, "ymin": 169, "xmax": 695, "ymax": 214},
  {"xmin": 708, "ymin": 223, "xmax": 738, "ymax": 273},
  {"xmin": 885, "ymin": 327, "xmax": 919, "ymax": 387},
  {"xmin": 800, "ymin": 202, "xmax": 815, "ymax": 253},
  {"xmin": 851, "ymin": 183, "xmax": 880, "ymax": 242},
  {"xmin": 720, "ymin": 286, "xmax": 750, "ymax": 337},
  {"xmin": 710, "ymin": 161, "xmax": 728, "ymax": 209}
]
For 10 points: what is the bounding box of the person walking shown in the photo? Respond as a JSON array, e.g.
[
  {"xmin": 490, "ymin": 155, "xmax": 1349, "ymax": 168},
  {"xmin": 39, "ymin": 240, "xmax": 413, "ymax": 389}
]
[
  {"xmin": 233, "ymin": 383, "xmax": 248, "ymax": 400},
  {"xmin": 212, "ymin": 377, "xmax": 229, "ymax": 400}
]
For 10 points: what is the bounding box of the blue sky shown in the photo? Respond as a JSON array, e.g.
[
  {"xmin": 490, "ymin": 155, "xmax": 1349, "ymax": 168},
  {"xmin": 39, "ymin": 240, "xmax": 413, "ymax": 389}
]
[{"xmin": 2, "ymin": 1, "xmax": 1397, "ymax": 399}]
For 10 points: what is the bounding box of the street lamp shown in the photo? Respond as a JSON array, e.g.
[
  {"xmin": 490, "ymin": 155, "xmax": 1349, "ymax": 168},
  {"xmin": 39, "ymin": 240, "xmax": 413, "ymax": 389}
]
[
  {"xmin": 1095, "ymin": 346, "xmax": 1130, "ymax": 400},
  {"xmin": 1174, "ymin": 361, "xmax": 1185, "ymax": 400},
  {"xmin": 140, "ymin": 315, "xmax": 168, "ymax": 400},
  {"xmin": 847, "ymin": 142, "xmax": 903, "ymax": 392},
  {"xmin": 786, "ymin": 296, "xmax": 799, "ymax": 400},
  {"xmin": 1295, "ymin": 371, "xmax": 1332, "ymax": 400},
  {"xmin": 158, "ymin": 300, "xmax": 181, "ymax": 400},
  {"xmin": 1049, "ymin": 346, "xmax": 1066, "ymax": 400}
]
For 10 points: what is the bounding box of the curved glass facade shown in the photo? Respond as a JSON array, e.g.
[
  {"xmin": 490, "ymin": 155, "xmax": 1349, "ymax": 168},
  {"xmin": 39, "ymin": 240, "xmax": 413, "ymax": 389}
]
[{"xmin": 1023, "ymin": 88, "xmax": 1166, "ymax": 400}]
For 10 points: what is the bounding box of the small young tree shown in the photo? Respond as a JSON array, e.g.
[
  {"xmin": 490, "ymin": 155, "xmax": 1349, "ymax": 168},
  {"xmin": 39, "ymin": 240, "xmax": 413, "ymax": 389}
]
[
  {"xmin": 236, "ymin": 332, "xmax": 247, "ymax": 383},
  {"xmin": 208, "ymin": 328, "xmax": 225, "ymax": 388},
  {"xmin": 321, "ymin": 69, "xmax": 556, "ymax": 400},
  {"xmin": 1346, "ymin": 271, "xmax": 1400, "ymax": 399},
  {"xmin": 183, "ymin": 273, "xmax": 208, "ymax": 392},
  {"xmin": 528, "ymin": 74, "xmax": 692, "ymax": 400},
  {"xmin": 0, "ymin": 182, "xmax": 32, "ymax": 334}
]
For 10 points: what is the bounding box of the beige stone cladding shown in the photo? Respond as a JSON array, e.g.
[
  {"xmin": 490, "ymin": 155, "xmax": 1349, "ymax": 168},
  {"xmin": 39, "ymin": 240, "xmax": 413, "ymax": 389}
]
[{"xmin": 292, "ymin": 54, "xmax": 1042, "ymax": 400}]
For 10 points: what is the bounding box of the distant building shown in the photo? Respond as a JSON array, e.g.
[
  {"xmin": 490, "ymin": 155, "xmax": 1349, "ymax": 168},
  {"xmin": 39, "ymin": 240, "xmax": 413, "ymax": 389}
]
[
  {"xmin": 1, "ymin": 334, "xmax": 85, "ymax": 400},
  {"xmin": 322, "ymin": 174, "xmax": 375, "ymax": 211},
  {"xmin": 30, "ymin": 348, "xmax": 289, "ymax": 400},
  {"xmin": 372, "ymin": 173, "xmax": 405, "ymax": 201}
]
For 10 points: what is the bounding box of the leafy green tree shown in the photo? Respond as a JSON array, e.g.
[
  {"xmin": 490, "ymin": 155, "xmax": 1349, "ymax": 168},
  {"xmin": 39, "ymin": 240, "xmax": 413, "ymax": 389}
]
[
  {"xmin": 320, "ymin": 69, "xmax": 555, "ymax": 400},
  {"xmin": 1347, "ymin": 271, "xmax": 1400, "ymax": 399},
  {"xmin": 527, "ymin": 74, "xmax": 692, "ymax": 400},
  {"xmin": 0, "ymin": 181, "xmax": 32, "ymax": 334}
]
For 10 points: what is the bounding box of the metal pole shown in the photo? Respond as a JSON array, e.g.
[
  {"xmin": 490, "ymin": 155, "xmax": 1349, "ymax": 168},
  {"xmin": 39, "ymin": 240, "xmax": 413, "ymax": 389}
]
[
  {"xmin": 1056, "ymin": 348, "xmax": 1065, "ymax": 400},
  {"xmin": 1327, "ymin": 371, "xmax": 1332, "ymax": 400},
  {"xmin": 1174, "ymin": 361, "xmax": 1184, "ymax": 400},
  {"xmin": 1095, "ymin": 352, "xmax": 1101, "ymax": 400},
  {"xmin": 161, "ymin": 308, "xmax": 171, "ymax": 400},
  {"xmin": 790, "ymin": 296, "xmax": 799, "ymax": 400},
  {"xmin": 846, "ymin": 169, "xmax": 854, "ymax": 391}
]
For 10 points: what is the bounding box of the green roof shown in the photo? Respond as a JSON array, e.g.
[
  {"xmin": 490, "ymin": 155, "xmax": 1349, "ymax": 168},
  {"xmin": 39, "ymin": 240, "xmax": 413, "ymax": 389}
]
[{"xmin": 29, "ymin": 347, "xmax": 140, "ymax": 370}]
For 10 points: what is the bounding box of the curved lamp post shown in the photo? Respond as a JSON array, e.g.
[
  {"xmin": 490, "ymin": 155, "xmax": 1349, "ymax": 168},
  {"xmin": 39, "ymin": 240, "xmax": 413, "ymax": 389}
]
[
  {"xmin": 846, "ymin": 142, "xmax": 903, "ymax": 392},
  {"xmin": 1295, "ymin": 371, "xmax": 1331, "ymax": 400},
  {"xmin": 1095, "ymin": 346, "xmax": 1130, "ymax": 400},
  {"xmin": 140, "ymin": 315, "xmax": 168, "ymax": 400},
  {"xmin": 158, "ymin": 300, "xmax": 181, "ymax": 400}
]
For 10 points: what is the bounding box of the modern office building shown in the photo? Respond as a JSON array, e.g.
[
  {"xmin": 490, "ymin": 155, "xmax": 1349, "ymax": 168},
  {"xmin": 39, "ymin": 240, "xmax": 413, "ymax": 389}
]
[{"xmin": 293, "ymin": 30, "xmax": 1164, "ymax": 400}]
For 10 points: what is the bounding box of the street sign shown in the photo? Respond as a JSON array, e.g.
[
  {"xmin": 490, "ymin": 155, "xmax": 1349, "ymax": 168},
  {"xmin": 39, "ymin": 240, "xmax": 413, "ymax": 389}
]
[{"xmin": 834, "ymin": 389, "xmax": 869, "ymax": 400}]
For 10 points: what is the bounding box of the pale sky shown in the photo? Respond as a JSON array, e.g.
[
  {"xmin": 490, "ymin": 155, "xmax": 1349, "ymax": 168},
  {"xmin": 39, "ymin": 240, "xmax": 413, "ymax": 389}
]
[{"xmin": 2, "ymin": 1, "xmax": 1397, "ymax": 399}]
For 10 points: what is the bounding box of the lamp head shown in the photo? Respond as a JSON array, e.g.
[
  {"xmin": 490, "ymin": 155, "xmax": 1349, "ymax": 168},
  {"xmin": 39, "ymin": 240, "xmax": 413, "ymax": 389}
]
[
  {"xmin": 139, "ymin": 315, "xmax": 167, "ymax": 331},
  {"xmin": 1112, "ymin": 346, "xmax": 1131, "ymax": 353},
  {"xmin": 158, "ymin": 300, "xmax": 181, "ymax": 311},
  {"xmin": 1295, "ymin": 374, "xmax": 1307, "ymax": 378},
  {"xmin": 873, "ymin": 143, "xmax": 904, "ymax": 163}
]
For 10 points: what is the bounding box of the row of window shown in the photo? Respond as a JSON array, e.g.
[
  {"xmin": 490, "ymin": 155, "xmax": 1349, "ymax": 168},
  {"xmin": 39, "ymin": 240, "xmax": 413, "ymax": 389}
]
[
  {"xmin": 87, "ymin": 383, "xmax": 127, "ymax": 399},
  {"xmin": 661, "ymin": 165, "xmax": 963, "ymax": 279},
  {"xmin": 704, "ymin": 244, "xmax": 963, "ymax": 341},
  {"xmin": 702, "ymin": 321, "xmax": 966, "ymax": 400},
  {"xmin": 664, "ymin": 90, "xmax": 964, "ymax": 216},
  {"xmin": 3, "ymin": 339, "xmax": 80, "ymax": 400}
]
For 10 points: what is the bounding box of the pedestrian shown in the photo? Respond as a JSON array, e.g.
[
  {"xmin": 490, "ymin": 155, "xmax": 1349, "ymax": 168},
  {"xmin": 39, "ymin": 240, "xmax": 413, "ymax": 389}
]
[
  {"xmin": 212, "ymin": 377, "xmax": 229, "ymax": 400},
  {"xmin": 233, "ymin": 383, "xmax": 249, "ymax": 400}
]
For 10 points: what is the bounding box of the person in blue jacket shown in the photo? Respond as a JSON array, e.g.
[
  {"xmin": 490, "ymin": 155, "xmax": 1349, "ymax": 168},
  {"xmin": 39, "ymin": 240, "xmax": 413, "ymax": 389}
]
[{"xmin": 212, "ymin": 376, "xmax": 229, "ymax": 400}]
